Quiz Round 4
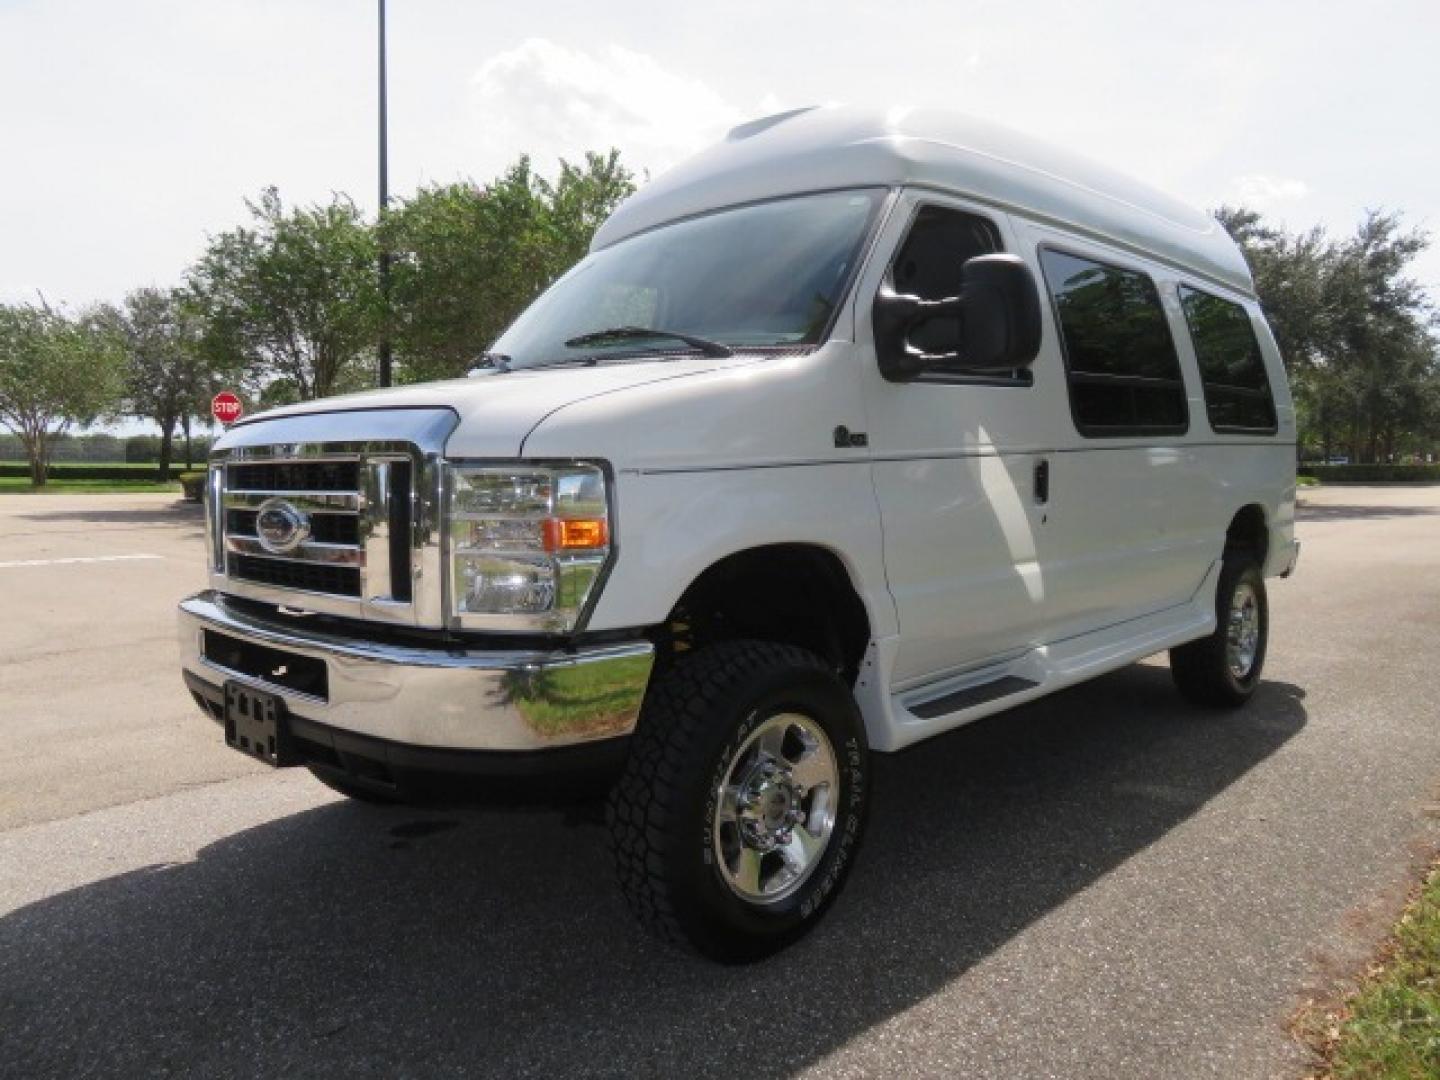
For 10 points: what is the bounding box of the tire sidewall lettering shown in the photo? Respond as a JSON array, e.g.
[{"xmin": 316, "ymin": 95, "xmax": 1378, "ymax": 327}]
[
  {"xmin": 699, "ymin": 698, "xmax": 867, "ymax": 925},
  {"xmin": 701, "ymin": 709, "xmax": 760, "ymax": 863}
]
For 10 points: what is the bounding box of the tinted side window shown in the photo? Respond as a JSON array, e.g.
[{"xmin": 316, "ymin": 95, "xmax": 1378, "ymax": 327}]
[
  {"xmin": 1178, "ymin": 286, "xmax": 1278, "ymax": 434},
  {"xmin": 1039, "ymin": 249, "xmax": 1188, "ymax": 436},
  {"xmin": 889, "ymin": 206, "xmax": 1005, "ymax": 373}
]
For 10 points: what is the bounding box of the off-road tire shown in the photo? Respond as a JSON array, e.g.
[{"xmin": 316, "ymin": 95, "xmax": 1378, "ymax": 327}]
[
  {"xmin": 1171, "ymin": 553, "xmax": 1268, "ymax": 707},
  {"xmin": 607, "ymin": 640, "xmax": 869, "ymax": 962}
]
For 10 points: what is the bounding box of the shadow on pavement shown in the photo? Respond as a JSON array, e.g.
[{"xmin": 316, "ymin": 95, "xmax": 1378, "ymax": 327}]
[
  {"xmin": 18, "ymin": 502, "xmax": 203, "ymax": 527},
  {"xmin": 1297, "ymin": 501, "xmax": 1438, "ymax": 523},
  {"xmin": 0, "ymin": 665, "xmax": 1307, "ymax": 1079}
]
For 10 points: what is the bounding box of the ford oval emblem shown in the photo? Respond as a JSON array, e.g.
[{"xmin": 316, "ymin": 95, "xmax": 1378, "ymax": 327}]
[{"xmin": 254, "ymin": 498, "xmax": 312, "ymax": 555}]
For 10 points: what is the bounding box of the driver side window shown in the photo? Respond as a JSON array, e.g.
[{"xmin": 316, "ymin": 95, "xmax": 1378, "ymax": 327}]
[{"xmin": 888, "ymin": 206, "xmax": 1004, "ymax": 373}]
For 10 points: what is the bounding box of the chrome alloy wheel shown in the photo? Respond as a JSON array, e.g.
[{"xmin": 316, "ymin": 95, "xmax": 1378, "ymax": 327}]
[
  {"xmin": 713, "ymin": 712, "xmax": 839, "ymax": 905},
  {"xmin": 1226, "ymin": 580, "xmax": 1261, "ymax": 679}
]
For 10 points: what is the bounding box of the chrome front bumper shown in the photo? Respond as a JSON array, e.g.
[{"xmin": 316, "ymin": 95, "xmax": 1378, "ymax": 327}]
[{"xmin": 177, "ymin": 591, "xmax": 654, "ymax": 752}]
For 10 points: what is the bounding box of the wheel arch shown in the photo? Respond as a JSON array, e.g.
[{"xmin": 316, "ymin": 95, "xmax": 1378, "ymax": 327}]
[
  {"xmin": 652, "ymin": 542, "xmax": 874, "ymax": 687},
  {"xmin": 1225, "ymin": 503, "xmax": 1270, "ymax": 565}
]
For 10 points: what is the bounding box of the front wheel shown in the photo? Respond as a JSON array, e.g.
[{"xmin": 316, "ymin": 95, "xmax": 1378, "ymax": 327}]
[
  {"xmin": 1170, "ymin": 553, "xmax": 1268, "ymax": 707},
  {"xmin": 607, "ymin": 641, "xmax": 869, "ymax": 961}
]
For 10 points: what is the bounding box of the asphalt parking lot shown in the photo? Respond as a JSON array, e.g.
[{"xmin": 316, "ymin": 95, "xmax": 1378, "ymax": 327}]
[{"xmin": 2, "ymin": 486, "xmax": 1439, "ymax": 1079}]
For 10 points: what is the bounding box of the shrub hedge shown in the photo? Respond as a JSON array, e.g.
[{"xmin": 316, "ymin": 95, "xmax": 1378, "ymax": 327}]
[
  {"xmin": 178, "ymin": 472, "xmax": 207, "ymax": 501},
  {"xmin": 1297, "ymin": 463, "xmax": 1440, "ymax": 483},
  {"xmin": 0, "ymin": 463, "xmax": 169, "ymax": 481},
  {"xmin": 0, "ymin": 434, "xmax": 213, "ymax": 463}
]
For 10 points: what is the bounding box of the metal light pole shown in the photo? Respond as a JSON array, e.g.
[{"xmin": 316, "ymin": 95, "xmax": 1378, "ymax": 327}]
[{"xmin": 377, "ymin": 0, "xmax": 393, "ymax": 387}]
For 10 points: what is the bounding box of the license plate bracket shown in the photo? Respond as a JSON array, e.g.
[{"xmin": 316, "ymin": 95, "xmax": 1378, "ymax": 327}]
[{"xmin": 224, "ymin": 682, "xmax": 298, "ymax": 767}]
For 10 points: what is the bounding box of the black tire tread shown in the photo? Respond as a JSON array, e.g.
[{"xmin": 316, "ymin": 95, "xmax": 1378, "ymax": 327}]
[
  {"xmin": 606, "ymin": 640, "xmax": 832, "ymax": 952},
  {"xmin": 1171, "ymin": 554, "xmax": 1266, "ymax": 708}
]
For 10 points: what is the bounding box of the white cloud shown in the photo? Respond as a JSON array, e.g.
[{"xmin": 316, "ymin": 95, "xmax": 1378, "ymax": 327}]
[
  {"xmin": 4, "ymin": 3, "xmax": 1435, "ymax": 311},
  {"xmin": 466, "ymin": 38, "xmax": 748, "ymax": 178},
  {"xmin": 1232, "ymin": 174, "xmax": 1311, "ymax": 205}
]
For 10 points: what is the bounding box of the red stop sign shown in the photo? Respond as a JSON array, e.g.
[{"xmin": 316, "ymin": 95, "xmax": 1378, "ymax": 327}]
[{"xmin": 211, "ymin": 391, "xmax": 243, "ymax": 425}]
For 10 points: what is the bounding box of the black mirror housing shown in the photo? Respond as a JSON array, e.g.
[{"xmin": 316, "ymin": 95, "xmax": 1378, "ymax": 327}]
[
  {"xmin": 959, "ymin": 254, "xmax": 1043, "ymax": 372},
  {"xmin": 874, "ymin": 253, "xmax": 1043, "ymax": 381}
]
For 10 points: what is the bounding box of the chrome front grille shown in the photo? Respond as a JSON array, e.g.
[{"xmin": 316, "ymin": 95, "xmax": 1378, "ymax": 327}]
[
  {"xmin": 225, "ymin": 506, "xmax": 360, "ymax": 546},
  {"xmin": 230, "ymin": 460, "xmax": 361, "ymax": 492},
  {"xmin": 227, "ymin": 551, "xmax": 363, "ymax": 596},
  {"xmin": 222, "ymin": 459, "xmax": 380, "ymax": 601},
  {"xmin": 205, "ymin": 408, "xmax": 458, "ymax": 628}
]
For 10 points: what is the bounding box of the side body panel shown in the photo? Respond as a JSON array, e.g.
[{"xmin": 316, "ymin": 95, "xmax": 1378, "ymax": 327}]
[
  {"xmin": 1247, "ymin": 315, "xmax": 1299, "ymax": 576},
  {"xmin": 520, "ymin": 340, "xmax": 899, "ymax": 648},
  {"xmin": 1012, "ymin": 219, "xmax": 1222, "ymax": 631},
  {"xmin": 851, "ymin": 198, "xmax": 1297, "ymax": 744},
  {"xmin": 852, "ymin": 191, "xmax": 1070, "ymax": 687}
]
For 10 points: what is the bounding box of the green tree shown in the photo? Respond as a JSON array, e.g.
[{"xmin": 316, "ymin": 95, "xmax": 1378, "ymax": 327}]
[
  {"xmin": 542, "ymin": 150, "xmax": 639, "ymax": 275},
  {"xmin": 1214, "ymin": 207, "xmax": 1335, "ymax": 371},
  {"xmin": 1328, "ymin": 211, "xmax": 1438, "ymax": 462},
  {"xmin": 107, "ymin": 288, "xmax": 211, "ymax": 480},
  {"xmin": 187, "ymin": 188, "xmax": 380, "ymax": 401},
  {"xmin": 382, "ymin": 151, "xmax": 635, "ymax": 382},
  {"xmin": 0, "ymin": 303, "xmax": 125, "ymax": 485},
  {"xmin": 1216, "ymin": 206, "xmax": 1440, "ymax": 462}
]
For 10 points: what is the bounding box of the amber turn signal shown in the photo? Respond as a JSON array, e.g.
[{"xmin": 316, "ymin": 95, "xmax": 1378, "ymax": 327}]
[{"xmin": 543, "ymin": 518, "xmax": 610, "ymax": 551}]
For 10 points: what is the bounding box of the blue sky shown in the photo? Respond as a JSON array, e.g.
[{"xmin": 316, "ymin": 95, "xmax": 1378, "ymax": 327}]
[{"xmin": 2, "ymin": 0, "xmax": 1436, "ymax": 335}]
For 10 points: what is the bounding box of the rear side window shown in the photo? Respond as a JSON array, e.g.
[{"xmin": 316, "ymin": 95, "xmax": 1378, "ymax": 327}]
[
  {"xmin": 1178, "ymin": 286, "xmax": 1278, "ymax": 434},
  {"xmin": 1040, "ymin": 248, "xmax": 1188, "ymax": 436}
]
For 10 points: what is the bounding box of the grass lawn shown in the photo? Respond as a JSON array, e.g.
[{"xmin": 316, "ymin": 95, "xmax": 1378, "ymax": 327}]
[
  {"xmin": 0, "ymin": 477, "xmax": 181, "ymax": 494},
  {"xmin": 1303, "ymin": 860, "xmax": 1440, "ymax": 1078}
]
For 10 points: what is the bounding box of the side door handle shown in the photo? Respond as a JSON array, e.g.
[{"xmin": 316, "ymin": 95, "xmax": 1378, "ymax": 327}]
[{"xmin": 1033, "ymin": 458, "xmax": 1050, "ymax": 506}]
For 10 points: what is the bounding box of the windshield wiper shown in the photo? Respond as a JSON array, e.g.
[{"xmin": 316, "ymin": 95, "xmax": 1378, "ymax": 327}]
[
  {"xmin": 520, "ymin": 356, "xmax": 601, "ymax": 372},
  {"xmin": 562, "ymin": 326, "xmax": 734, "ymax": 358}
]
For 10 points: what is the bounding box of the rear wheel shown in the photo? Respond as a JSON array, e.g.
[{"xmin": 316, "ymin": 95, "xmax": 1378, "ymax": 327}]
[
  {"xmin": 1171, "ymin": 553, "xmax": 1268, "ymax": 707},
  {"xmin": 607, "ymin": 640, "xmax": 869, "ymax": 962}
]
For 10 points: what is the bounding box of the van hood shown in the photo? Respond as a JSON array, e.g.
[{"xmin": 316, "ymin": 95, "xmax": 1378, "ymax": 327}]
[{"xmin": 234, "ymin": 356, "xmax": 764, "ymax": 456}]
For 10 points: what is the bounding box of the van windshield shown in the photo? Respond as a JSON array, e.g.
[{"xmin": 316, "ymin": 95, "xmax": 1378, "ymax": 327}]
[{"xmin": 489, "ymin": 189, "xmax": 884, "ymax": 368}]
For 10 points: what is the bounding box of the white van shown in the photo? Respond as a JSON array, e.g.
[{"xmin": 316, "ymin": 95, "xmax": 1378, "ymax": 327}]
[{"xmin": 179, "ymin": 106, "xmax": 1298, "ymax": 960}]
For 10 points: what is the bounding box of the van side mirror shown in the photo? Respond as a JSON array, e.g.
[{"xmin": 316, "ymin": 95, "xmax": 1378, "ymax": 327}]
[{"xmin": 873, "ymin": 254, "xmax": 1043, "ymax": 381}]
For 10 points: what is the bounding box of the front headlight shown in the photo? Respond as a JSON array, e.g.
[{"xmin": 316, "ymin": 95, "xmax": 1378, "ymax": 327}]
[{"xmin": 446, "ymin": 463, "xmax": 611, "ymax": 631}]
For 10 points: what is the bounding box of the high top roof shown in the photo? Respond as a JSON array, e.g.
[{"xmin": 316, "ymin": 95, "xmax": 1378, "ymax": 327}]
[{"xmin": 592, "ymin": 105, "xmax": 1253, "ymax": 296}]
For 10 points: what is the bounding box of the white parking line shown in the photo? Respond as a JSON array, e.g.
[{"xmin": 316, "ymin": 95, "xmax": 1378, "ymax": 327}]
[{"xmin": 0, "ymin": 554, "xmax": 165, "ymax": 569}]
